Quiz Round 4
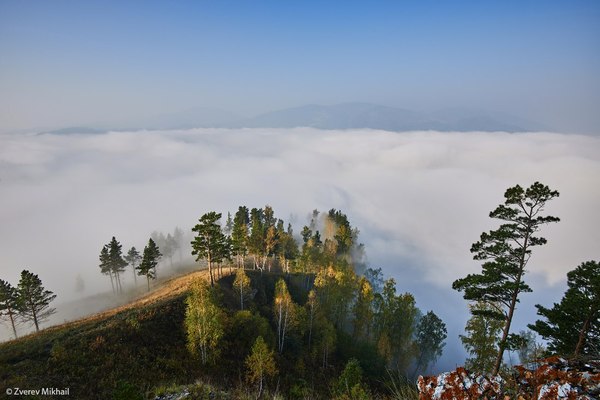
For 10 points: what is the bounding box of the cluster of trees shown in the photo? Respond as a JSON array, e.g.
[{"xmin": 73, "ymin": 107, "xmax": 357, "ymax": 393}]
[
  {"xmin": 0, "ymin": 270, "xmax": 56, "ymax": 338},
  {"xmin": 190, "ymin": 206, "xmax": 302, "ymax": 286},
  {"xmin": 98, "ymin": 236, "xmax": 163, "ymax": 293},
  {"xmin": 185, "ymin": 206, "xmax": 448, "ymax": 388},
  {"xmin": 453, "ymin": 182, "xmax": 599, "ymax": 375},
  {"xmin": 150, "ymin": 228, "xmax": 184, "ymax": 267}
]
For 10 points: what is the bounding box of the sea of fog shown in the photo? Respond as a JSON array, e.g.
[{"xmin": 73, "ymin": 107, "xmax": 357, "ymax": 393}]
[{"xmin": 1, "ymin": 128, "xmax": 599, "ymax": 371}]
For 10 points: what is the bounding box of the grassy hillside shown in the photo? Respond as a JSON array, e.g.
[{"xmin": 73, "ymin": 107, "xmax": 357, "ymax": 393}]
[
  {"xmin": 0, "ymin": 270, "xmax": 213, "ymax": 399},
  {"xmin": 0, "ymin": 269, "xmax": 402, "ymax": 399}
]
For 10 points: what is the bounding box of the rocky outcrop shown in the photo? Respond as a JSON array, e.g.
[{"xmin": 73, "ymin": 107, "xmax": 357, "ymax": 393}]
[{"xmin": 417, "ymin": 357, "xmax": 600, "ymax": 399}]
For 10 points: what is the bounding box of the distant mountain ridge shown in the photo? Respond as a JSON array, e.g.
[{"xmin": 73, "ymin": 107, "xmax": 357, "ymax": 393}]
[
  {"xmin": 37, "ymin": 126, "xmax": 104, "ymax": 136},
  {"xmin": 240, "ymin": 103, "xmax": 545, "ymax": 132},
  {"xmin": 37, "ymin": 103, "xmax": 547, "ymax": 135}
]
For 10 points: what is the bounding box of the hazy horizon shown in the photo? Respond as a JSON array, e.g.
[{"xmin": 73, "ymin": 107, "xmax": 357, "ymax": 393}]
[{"xmin": 1, "ymin": 1, "xmax": 599, "ymax": 135}]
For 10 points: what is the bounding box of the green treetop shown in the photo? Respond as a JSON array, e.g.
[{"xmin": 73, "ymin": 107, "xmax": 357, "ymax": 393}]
[
  {"xmin": 0, "ymin": 279, "xmax": 21, "ymax": 339},
  {"xmin": 137, "ymin": 238, "xmax": 162, "ymax": 291},
  {"xmin": 453, "ymin": 182, "xmax": 559, "ymax": 375},
  {"xmin": 245, "ymin": 336, "xmax": 277, "ymax": 399},
  {"xmin": 17, "ymin": 270, "xmax": 56, "ymax": 332},
  {"xmin": 529, "ymin": 260, "xmax": 600, "ymax": 357},
  {"xmin": 191, "ymin": 211, "xmax": 229, "ymax": 286},
  {"xmin": 185, "ymin": 278, "xmax": 224, "ymax": 365}
]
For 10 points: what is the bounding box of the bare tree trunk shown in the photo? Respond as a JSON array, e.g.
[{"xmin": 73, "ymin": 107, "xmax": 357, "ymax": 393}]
[
  {"xmin": 116, "ymin": 272, "xmax": 122, "ymax": 293},
  {"xmin": 147, "ymin": 275, "xmax": 150, "ymax": 292},
  {"xmin": 208, "ymin": 253, "xmax": 214, "ymax": 286},
  {"xmin": 109, "ymin": 272, "xmax": 115, "ymax": 293},
  {"xmin": 8, "ymin": 308, "xmax": 18, "ymax": 339},
  {"xmin": 240, "ymin": 279, "xmax": 244, "ymax": 310},
  {"xmin": 308, "ymin": 307, "xmax": 313, "ymax": 350},
  {"xmin": 493, "ymin": 230, "xmax": 530, "ymax": 376},
  {"xmin": 31, "ymin": 304, "xmax": 39, "ymax": 332},
  {"xmin": 574, "ymin": 312, "xmax": 593, "ymax": 357},
  {"xmin": 257, "ymin": 371, "xmax": 263, "ymax": 400},
  {"xmin": 277, "ymin": 301, "xmax": 284, "ymax": 352}
]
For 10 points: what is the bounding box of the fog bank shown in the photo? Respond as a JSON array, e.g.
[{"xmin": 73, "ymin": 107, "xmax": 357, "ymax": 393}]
[{"xmin": 1, "ymin": 128, "xmax": 598, "ymax": 366}]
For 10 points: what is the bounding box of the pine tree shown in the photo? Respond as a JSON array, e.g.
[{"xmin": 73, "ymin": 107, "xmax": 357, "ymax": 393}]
[
  {"xmin": 124, "ymin": 246, "xmax": 141, "ymax": 285},
  {"xmin": 245, "ymin": 336, "xmax": 277, "ymax": 399},
  {"xmin": 233, "ymin": 268, "xmax": 251, "ymax": 310},
  {"xmin": 185, "ymin": 278, "xmax": 224, "ymax": 365},
  {"xmin": 327, "ymin": 208, "xmax": 355, "ymax": 257},
  {"xmin": 173, "ymin": 227, "xmax": 184, "ymax": 262},
  {"xmin": 163, "ymin": 233, "xmax": 177, "ymax": 267},
  {"xmin": 264, "ymin": 225, "xmax": 278, "ymax": 272},
  {"xmin": 17, "ymin": 270, "xmax": 56, "ymax": 332},
  {"xmin": 191, "ymin": 212, "xmax": 229, "ymax": 286},
  {"xmin": 529, "ymin": 260, "xmax": 600, "ymax": 357},
  {"xmin": 99, "ymin": 245, "xmax": 114, "ymax": 293},
  {"xmin": 277, "ymin": 223, "xmax": 298, "ymax": 274},
  {"xmin": 231, "ymin": 206, "xmax": 250, "ymax": 268},
  {"xmin": 453, "ymin": 182, "xmax": 559, "ymax": 375},
  {"xmin": 413, "ymin": 311, "xmax": 447, "ymax": 376},
  {"xmin": 137, "ymin": 238, "xmax": 162, "ymax": 291},
  {"xmin": 248, "ymin": 208, "xmax": 266, "ymax": 270},
  {"xmin": 108, "ymin": 237, "xmax": 128, "ymax": 293},
  {"xmin": 0, "ymin": 279, "xmax": 21, "ymax": 339},
  {"xmin": 224, "ymin": 211, "xmax": 233, "ymax": 236}
]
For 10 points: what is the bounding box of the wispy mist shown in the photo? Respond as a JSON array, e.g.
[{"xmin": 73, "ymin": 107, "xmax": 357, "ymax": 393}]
[{"xmin": 1, "ymin": 128, "xmax": 598, "ymax": 364}]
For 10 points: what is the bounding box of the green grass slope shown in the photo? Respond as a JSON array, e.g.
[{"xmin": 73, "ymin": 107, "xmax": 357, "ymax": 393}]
[{"xmin": 0, "ymin": 269, "xmax": 393, "ymax": 400}]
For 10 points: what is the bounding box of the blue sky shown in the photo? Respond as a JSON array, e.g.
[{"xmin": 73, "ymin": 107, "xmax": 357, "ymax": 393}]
[{"xmin": 1, "ymin": 1, "xmax": 599, "ymax": 133}]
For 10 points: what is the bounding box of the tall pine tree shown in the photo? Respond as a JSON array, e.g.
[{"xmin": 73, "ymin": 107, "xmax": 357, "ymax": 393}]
[
  {"xmin": 137, "ymin": 238, "xmax": 162, "ymax": 291},
  {"xmin": 99, "ymin": 245, "xmax": 114, "ymax": 293},
  {"xmin": 0, "ymin": 279, "xmax": 21, "ymax": 339},
  {"xmin": 413, "ymin": 311, "xmax": 447, "ymax": 376},
  {"xmin": 108, "ymin": 236, "xmax": 128, "ymax": 293},
  {"xmin": 453, "ymin": 182, "xmax": 559, "ymax": 375},
  {"xmin": 17, "ymin": 270, "xmax": 56, "ymax": 332},
  {"xmin": 231, "ymin": 206, "xmax": 250, "ymax": 268},
  {"xmin": 191, "ymin": 212, "xmax": 229, "ymax": 286},
  {"xmin": 124, "ymin": 246, "xmax": 141, "ymax": 285},
  {"xmin": 529, "ymin": 260, "xmax": 600, "ymax": 357}
]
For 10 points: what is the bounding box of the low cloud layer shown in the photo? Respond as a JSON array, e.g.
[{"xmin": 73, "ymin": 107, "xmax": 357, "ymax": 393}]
[{"xmin": 1, "ymin": 128, "xmax": 599, "ymax": 365}]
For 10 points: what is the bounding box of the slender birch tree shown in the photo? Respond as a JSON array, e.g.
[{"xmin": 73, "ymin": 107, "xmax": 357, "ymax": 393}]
[
  {"xmin": 185, "ymin": 278, "xmax": 223, "ymax": 365},
  {"xmin": 274, "ymin": 278, "xmax": 295, "ymax": 353},
  {"xmin": 233, "ymin": 267, "xmax": 251, "ymax": 310}
]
